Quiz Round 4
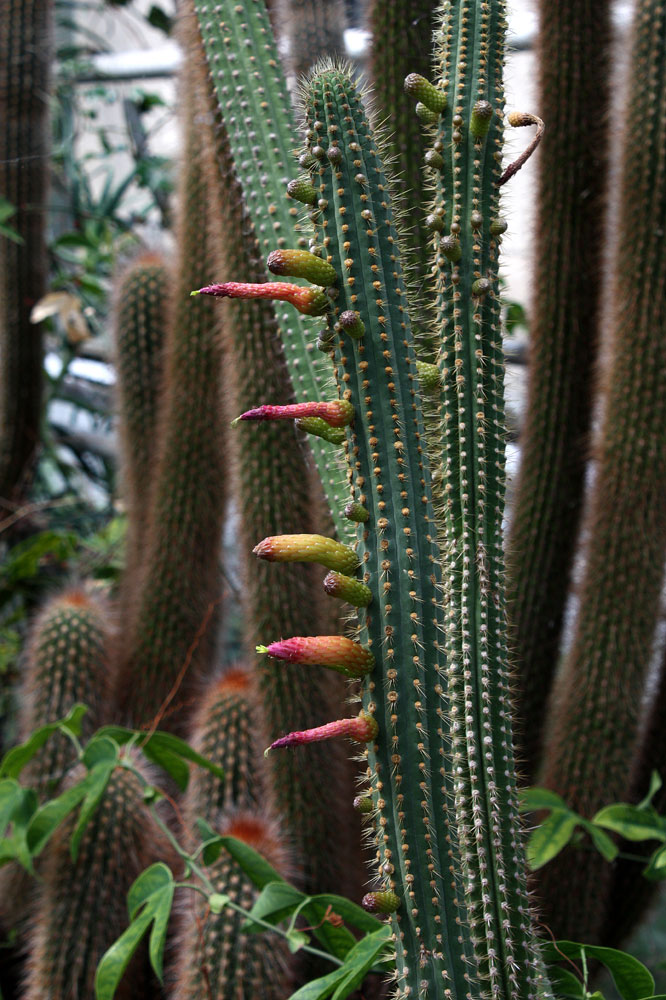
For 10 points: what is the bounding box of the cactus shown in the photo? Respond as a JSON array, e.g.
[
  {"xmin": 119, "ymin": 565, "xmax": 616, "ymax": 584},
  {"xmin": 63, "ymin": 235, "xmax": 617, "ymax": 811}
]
[
  {"xmin": 276, "ymin": 0, "xmax": 347, "ymax": 82},
  {"xmin": 0, "ymin": 0, "xmax": 53, "ymax": 512},
  {"xmin": 112, "ymin": 49, "xmax": 228, "ymax": 732},
  {"xmin": 231, "ymin": 46, "xmax": 549, "ymax": 994},
  {"xmin": 172, "ymin": 666, "xmax": 291, "ymax": 998},
  {"xmin": 19, "ymin": 588, "xmax": 111, "ymax": 792},
  {"xmin": 505, "ymin": 0, "xmax": 612, "ymax": 776},
  {"xmin": 368, "ymin": 0, "xmax": 440, "ymax": 295},
  {"xmin": 536, "ymin": 0, "xmax": 666, "ymax": 944},
  {"xmin": 113, "ymin": 252, "xmax": 170, "ymax": 592},
  {"xmin": 183, "ymin": 9, "xmax": 362, "ymax": 904},
  {"xmin": 22, "ymin": 761, "xmax": 172, "ymax": 1000}
]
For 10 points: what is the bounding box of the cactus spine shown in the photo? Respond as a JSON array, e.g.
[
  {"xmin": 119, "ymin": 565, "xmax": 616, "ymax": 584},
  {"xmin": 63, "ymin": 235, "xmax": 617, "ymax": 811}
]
[
  {"xmin": 537, "ymin": 0, "xmax": 666, "ymax": 944},
  {"xmin": 505, "ymin": 0, "xmax": 612, "ymax": 776},
  {"xmin": 0, "ymin": 0, "xmax": 52, "ymax": 512}
]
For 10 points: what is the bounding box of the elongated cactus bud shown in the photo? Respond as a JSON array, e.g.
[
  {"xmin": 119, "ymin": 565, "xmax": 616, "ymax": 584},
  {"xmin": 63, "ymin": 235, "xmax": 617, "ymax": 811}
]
[
  {"xmin": 361, "ymin": 891, "xmax": 400, "ymax": 914},
  {"xmin": 267, "ymin": 249, "xmax": 338, "ymax": 286},
  {"xmin": 403, "ymin": 73, "xmax": 447, "ymax": 113},
  {"xmin": 296, "ymin": 416, "xmax": 346, "ymax": 444},
  {"xmin": 193, "ymin": 280, "xmax": 329, "ymax": 317},
  {"xmin": 237, "ymin": 399, "xmax": 353, "ymax": 427},
  {"xmin": 257, "ymin": 636, "xmax": 375, "ymax": 677},
  {"xmin": 265, "ymin": 711, "xmax": 378, "ymax": 754},
  {"xmin": 253, "ymin": 534, "xmax": 358, "ymax": 574},
  {"xmin": 416, "ymin": 102, "xmax": 440, "ymax": 124},
  {"xmin": 286, "ymin": 176, "xmax": 317, "ymax": 204},
  {"xmin": 322, "ymin": 571, "xmax": 372, "ymax": 608}
]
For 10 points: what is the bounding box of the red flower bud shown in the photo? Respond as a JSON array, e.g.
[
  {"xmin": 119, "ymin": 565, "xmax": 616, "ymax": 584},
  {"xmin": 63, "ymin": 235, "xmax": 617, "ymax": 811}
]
[
  {"xmin": 192, "ymin": 281, "xmax": 329, "ymax": 316},
  {"xmin": 257, "ymin": 635, "xmax": 374, "ymax": 677},
  {"xmin": 265, "ymin": 711, "xmax": 378, "ymax": 755},
  {"xmin": 237, "ymin": 399, "xmax": 354, "ymax": 428}
]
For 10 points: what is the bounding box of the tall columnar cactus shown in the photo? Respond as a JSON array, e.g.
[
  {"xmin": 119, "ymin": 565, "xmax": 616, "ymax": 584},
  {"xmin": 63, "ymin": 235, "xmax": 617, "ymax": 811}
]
[
  {"xmin": 505, "ymin": 0, "xmax": 612, "ymax": 776},
  {"xmin": 22, "ymin": 761, "xmax": 173, "ymax": 999},
  {"xmin": 368, "ymin": 0, "xmax": 439, "ymax": 297},
  {"xmin": 0, "ymin": 0, "xmax": 53, "ymax": 512},
  {"xmin": 276, "ymin": 0, "xmax": 347, "ymax": 82},
  {"xmin": 184, "ymin": 9, "xmax": 361, "ymax": 901},
  {"xmin": 113, "ymin": 252, "xmax": 170, "ymax": 590},
  {"xmin": 113, "ymin": 52, "xmax": 227, "ymax": 732},
  {"xmin": 537, "ymin": 0, "xmax": 666, "ymax": 944},
  {"xmin": 200, "ymin": 42, "xmax": 550, "ymax": 995},
  {"xmin": 19, "ymin": 588, "xmax": 111, "ymax": 791},
  {"xmin": 173, "ymin": 666, "xmax": 291, "ymax": 998}
]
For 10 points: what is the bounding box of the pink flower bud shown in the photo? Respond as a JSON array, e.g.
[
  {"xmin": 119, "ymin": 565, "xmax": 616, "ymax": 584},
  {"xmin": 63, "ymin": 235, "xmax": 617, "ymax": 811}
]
[
  {"xmin": 238, "ymin": 399, "xmax": 354, "ymax": 428},
  {"xmin": 253, "ymin": 534, "xmax": 358, "ymax": 574},
  {"xmin": 257, "ymin": 635, "xmax": 374, "ymax": 677},
  {"xmin": 191, "ymin": 281, "xmax": 329, "ymax": 316},
  {"xmin": 265, "ymin": 711, "xmax": 378, "ymax": 754}
]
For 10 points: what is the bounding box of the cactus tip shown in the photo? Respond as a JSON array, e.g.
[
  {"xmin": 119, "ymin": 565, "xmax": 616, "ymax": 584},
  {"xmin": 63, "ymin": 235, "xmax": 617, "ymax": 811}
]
[{"xmin": 256, "ymin": 644, "xmax": 269, "ymax": 654}]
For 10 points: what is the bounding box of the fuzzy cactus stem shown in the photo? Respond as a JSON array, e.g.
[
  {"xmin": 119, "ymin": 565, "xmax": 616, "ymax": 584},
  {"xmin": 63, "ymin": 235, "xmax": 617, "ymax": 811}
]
[
  {"xmin": 265, "ymin": 711, "xmax": 378, "ymax": 755},
  {"xmin": 192, "ymin": 281, "xmax": 330, "ymax": 316},
  {"xmin": 237, "ymin": 399, "xmax": 354, "ymax": 427}
]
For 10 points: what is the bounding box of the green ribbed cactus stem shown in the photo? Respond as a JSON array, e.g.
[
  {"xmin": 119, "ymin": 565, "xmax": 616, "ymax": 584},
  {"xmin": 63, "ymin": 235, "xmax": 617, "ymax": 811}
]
[
  {"xmin": 276, "ymin": 0, "xmax": 347, "ymax": 82},
  {"xmin": 296, "ymin": 61, "xmax": 548, "ymax": 997},
  {"xmin": 184, "ymin": 11, "xmax": 361, "ymax": 902},
  {"xmin": 113, "ymin": 252, "xmax": 170, "ymax": 592},
  {"xmin": 537, "ymin": 0, "xmax": 666, "ymax": 944},
  {"xmin": 19, "ymin": 587, "xmax": 111, "ymax": 792},
  {"xmin": 368, "ymin": 0, "xmax": 439, "ymax": 306},
  {"xmin": 22, "ymin": 761, "xmax": 173, "ymax": 999},
  {"xmin": 0, "ymin": 0, "xmax": 53, "ymax": 513},
  {"xmin": 505, "ymin": 0, "xmax": 612, "ymax": 779},
  {"xmin": 172, "ymin": 812, "xmax": 291, "ymax": 1000},
  {"xmin": 112, "ymin": 46, "xmax": 227, "ymax": 733},
  {"xmin": 426, "ymin": 0, "xmax": 547, "ymax": 989}
]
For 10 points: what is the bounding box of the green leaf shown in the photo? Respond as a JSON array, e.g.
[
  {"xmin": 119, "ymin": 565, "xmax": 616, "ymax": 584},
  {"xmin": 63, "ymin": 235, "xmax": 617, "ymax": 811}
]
[
  {"xmin": 526, "ymin": 810, "xmax": 579, "ymax": 870},
  {"xmin": 0, "ymin": 787, "xmax": 38, "ymax": 873},
  {"xmin": 244, "ymin": 881, "xmax": 305, "ymax": 932},
  {"xmin": 83, "ymin": 735, "xmax": 120, "ymax": 768},
  {"xmin": 543, "ymin": 942, "xmax": 654, "ymax": 1000},
  {"xmin": 302, "ymin": 894, "xmax": 381, "ymax": 961},
  {"xmin": 519, "ymin": 787, "xmax": 571, "ymax": 813},
  {"xmin": 208, "ymin": 893, "xmax": 230, "ymax": 914},
  {"xmin": 546, "ymin": 966, "xmax": 585, "ymax": 999},
  {"xmin": 643, "ymin": 844, "xmax": 666, "ymax": 881},
  {"xmin": 216, "ymin": 834, "xmax": 285, "ymax": 889},
  {"xmin": 70, "ymin": 760, "xmax": 115, "ymax": 860},
  {"xmin": 287, "ymin": 930, "xmax": 310, "ymax": 953},
  {"xmin": 287, "ymin": 965, "xmax": 349, "ymax": 1000},
  {"xmin": 638, "ymin": 772, "xmax": 663, "ymax": 810},
  {"xmin": 1, "ymin": 705, "xmax": 88, "ymax": 778},
  {"xmin": 305, "ymin": 895, "xmax": 383, "ymax": 935},
  {"xmin": 26, "ymin": 772, "xmax": 95, "ymax": 855},
  {"xmin": 0, "ymin": 780, "xmax": 23, "ymax": 838},
  {"xmin": 96, "ymin": 726, "xmax": 224, "ymax": 789},
  {"xmin": 592, "ymin": 804, "xmax": 666, "ymax": 843},
  {"xmin": 96, "ymin": 862, "xmax": 175, "ymax": 998},
  {"xmin": 578, "ymin": 820, "xmax": 619, "ymax": 862},
  {"xmin": 330, "ymin": 927, "xmax": 393, "ymax": 1000}
]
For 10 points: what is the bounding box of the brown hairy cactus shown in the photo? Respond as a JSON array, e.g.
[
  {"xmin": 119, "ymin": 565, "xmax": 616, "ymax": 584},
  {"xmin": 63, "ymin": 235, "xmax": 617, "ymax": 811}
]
[{"xmin": 0, "ymin": 0, "xmax": 53, "ymax": 513}]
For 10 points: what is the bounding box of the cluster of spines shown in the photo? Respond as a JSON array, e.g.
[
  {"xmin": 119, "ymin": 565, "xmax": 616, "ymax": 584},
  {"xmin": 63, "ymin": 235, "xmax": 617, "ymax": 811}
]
[
  {"xmin": 426, "ymin": 3, "xmax": 545, "ymax": 996},
  {"xmin": 537, "ymin": 0, "xmax": 666, "ymax": 945},
  {"xmin": 22, "ymin": 761, "xmax": 171, "ymax": 999},
  {"xmin": 173, "ymin": 666, "xmax": 291, "ymax": 998},
  {"xmin": 0, "ymin": 0, "xmax": 53, "ymax": 511}
]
